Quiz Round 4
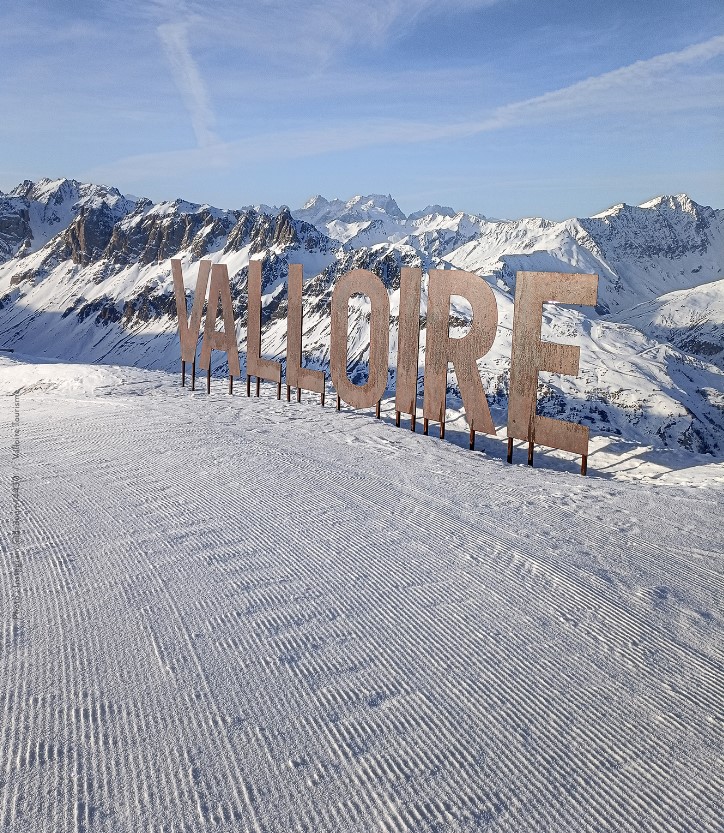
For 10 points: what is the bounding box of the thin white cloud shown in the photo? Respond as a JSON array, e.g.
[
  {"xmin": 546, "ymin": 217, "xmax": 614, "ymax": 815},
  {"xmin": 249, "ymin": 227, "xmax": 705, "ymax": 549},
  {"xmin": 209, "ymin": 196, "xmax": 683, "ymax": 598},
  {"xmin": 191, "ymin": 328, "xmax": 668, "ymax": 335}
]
[
  {"xmin": 167, "ymin": 0, "xmax": 504, "ymax": 65},
  {"xmin": 157, "ymin": 18, "xmax": 218, "ymax": 148},
  {"xmin": 477, "ymin": 33, "xmax": 724, "ymax": 132},
  {"xmin": 88, "ymin": 33, "xmax": 724, "ymax": 185}
]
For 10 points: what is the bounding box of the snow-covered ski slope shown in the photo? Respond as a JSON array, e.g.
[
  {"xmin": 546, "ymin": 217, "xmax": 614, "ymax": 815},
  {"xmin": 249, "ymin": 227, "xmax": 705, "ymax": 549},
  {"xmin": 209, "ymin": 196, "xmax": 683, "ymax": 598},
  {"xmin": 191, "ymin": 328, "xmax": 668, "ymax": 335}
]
[{"xmin": 1, "ymin": 358, "xmax": 722, "ymax": 832}]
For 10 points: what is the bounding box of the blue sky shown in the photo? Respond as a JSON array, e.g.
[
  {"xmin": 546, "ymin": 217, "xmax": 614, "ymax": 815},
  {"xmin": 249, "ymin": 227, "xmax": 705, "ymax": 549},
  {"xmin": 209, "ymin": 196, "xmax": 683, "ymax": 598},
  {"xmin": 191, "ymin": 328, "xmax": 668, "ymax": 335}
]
[{"xmin": 1, "ymin": 1, "xmax": 723, "ymax": 219}]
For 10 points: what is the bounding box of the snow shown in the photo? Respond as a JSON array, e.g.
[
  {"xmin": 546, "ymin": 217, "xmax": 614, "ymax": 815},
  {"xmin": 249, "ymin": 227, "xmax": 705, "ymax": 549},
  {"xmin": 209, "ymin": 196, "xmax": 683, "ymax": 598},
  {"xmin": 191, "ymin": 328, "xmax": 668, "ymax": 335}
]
[
  {"xmin": 614, "ymin": 278, "xmax": 724, "ymax": 370},
  {"xmin": 1, "ymin": 355, "xmax": 722, "ymax": 831}
]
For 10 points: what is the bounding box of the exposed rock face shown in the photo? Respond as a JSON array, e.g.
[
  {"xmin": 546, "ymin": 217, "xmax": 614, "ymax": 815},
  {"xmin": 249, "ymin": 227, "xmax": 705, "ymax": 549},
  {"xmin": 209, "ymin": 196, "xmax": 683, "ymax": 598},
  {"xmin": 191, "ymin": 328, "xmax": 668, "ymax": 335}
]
[
  {"xmin": 0, "ymin": 198, "xmax": 32, "ymax": 260},
  {"xmin": 0, "ymin": 178, "xmax": 722, "ymax": 454},
  {"xmin": 223, "ymin": 209, "xmax": 262, "ymax": 253},
  {"xmin": 580, "ymin": 195, "xmax": 717, "ymax": 262},
  {"xmin": 0, "ymin": 177, "xmax": 136, "ymax": 266},
  {"xmin": 105, "ymin": 202, "xmax": 240, "ymax": 266},
  {"xmin": 62, "ymin": 202, "xmax": 120, "ymax": 265}
]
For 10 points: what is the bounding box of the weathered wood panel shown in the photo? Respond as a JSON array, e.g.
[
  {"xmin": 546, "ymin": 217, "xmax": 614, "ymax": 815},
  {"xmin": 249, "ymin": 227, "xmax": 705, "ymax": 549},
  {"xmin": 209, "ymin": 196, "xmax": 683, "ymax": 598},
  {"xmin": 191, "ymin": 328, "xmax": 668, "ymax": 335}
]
[
  {"xmin": 422, "ymin": 269, "xmax": 497, "ymax": 435},
  {"xmin": 247, "ymin": 260, "xmax": 282, "ymax": 385},
  {"xmin": 172, "ymin": 258, "xmax": 210, "ymax": 363},
  {"xmin": 286, "ymin": 264, "xmax": 325, "ymax": 397},
  {"xmin": 330, "ymin": 269, "xmax": 389, "ymax": 409},
  {"xmin": 507, "ymin": 270, "xmax": 598, "ymax": 456},
  {"xmin": 198, "ymin": 262, "xmax": 240, "ymax": 377},
  {"xmin": 395, "ymin": 267, "xmax": 422, "ymax": 421}
]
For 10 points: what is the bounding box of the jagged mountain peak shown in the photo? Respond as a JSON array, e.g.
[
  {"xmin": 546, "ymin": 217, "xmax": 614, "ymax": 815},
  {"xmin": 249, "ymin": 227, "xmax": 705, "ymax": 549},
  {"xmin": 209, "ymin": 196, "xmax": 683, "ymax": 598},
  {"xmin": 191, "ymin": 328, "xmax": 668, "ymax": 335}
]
[
  {"xmin": 252, "ymin": 203, "xmax": 280, "ymax": 216},
  {"xmin": 301, "ymin": 194, "xmax": 336, "ymax": 210},
  {"xmin": 0, "ymin": 178, "xmax": 137, "ymax": 262},
  {"xmin": 590, "ymin": 202, "xmax": 628, "ymax": 219},
  {"xmin": 8, "ymin": 177, "xmax": 83, "ymax": 204},
  {"xmin": 638, "ymin": 193, "xmax": 701, "ymax": 212},
  {"xmin": 295, "ymin": 193, "xmax": 407, "ymax": 227},
  {"xmin": 147, "ymin": 197, "xmax": 206, "ymax": 217},
  {"xmin": 345, "ymin": 194, "xmax": 406, "ymax": 219},
  {"xmin": 7, "ymin": 177, "xmax": 121, "ymax": 206},
  {"xmin": 7, "ymin": 179, "xmax": 34, "ymax": 198},
  {"xmin": 407, "ymin": 205, "xmax": 459, "ymax": 221},
  {"xmin": 591, "ymin": 193, "xmax": 706, "ymax": 220}
]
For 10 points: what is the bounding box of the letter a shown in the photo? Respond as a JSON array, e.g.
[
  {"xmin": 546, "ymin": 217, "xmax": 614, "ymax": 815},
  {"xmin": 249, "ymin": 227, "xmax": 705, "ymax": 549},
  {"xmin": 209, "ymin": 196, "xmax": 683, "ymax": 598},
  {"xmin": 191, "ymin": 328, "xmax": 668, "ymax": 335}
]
[{"xmin": 199, "ymin": 263, "xmax": 241, "ymax": 377}]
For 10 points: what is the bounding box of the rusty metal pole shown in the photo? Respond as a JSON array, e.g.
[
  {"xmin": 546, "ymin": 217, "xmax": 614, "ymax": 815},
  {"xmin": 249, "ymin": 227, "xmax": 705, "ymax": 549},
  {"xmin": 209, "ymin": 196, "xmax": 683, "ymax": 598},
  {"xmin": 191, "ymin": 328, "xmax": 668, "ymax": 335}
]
[
  {"xmin": 286, "ymin": 384, "xmax": 290, "ymax": 402},
  {"xmin": 411, "ymin": 412, "xmax": 416, "ymax": 432},
  {"xmin": 296, "ymin": 388, "xmax": 301, "ymax": 403},
  {"xmin": 469, "ymin": 428, "xmax": 475, "ymax": 451},
  {"xmin": 246, "ymin": 375, "xmax": 251, "ymax": 397},
  {"xmin": 182, "ymin": 360, "xmax": 186, "ymax": 387},
  {"xmin": 276, "ymin": 380, "xmax": 281, "ymax": 400},
  {"xmin": 256, "ymin": 377, "xmax": 260, "ymax": 397},
  {"xmin": 507, "ymin": 437, "xmax": 513, "ymax": 464},
  {"xmin": 528, "ymin": 440, "xmax": 534, "ymax": 466},
  {"xmin": 191, "ymin": 359, "xmax": 196, "ymax": 391},
  {"xmin": 206, "ymin": 366, "xmax": 211, "ymax": 394},
  {"xmin": 395, "ymin": 410, "xmax": 400, "ymax": 427},
  {"xmin": 423, "ymin": 417, "xmax": 428, "ymax": 435},
  {"xmin": 376, "ymin": 401, "xmax": 381, "ymax": 419},
  {"xmin": 581, "ymin": 455, "xmax": 588, "ymax": 476},
  {"xmin": 229, "ymin": 375, "xmax": 233, "ymax": 394},
  {"xmin": 336, "ymin": 395, "xmax": 341, "ymax": 411},
  {"xmin": 321, "ymin": 390, "xmax": 325, "ymax": 407}
]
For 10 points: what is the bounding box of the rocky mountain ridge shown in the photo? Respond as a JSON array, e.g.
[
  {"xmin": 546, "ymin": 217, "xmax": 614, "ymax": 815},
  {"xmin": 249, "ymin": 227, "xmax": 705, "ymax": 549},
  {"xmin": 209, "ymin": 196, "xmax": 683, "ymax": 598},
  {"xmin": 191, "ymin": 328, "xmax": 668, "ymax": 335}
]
[{"xmin": 1, "ymin": 178, "xmax": 722, "ymax": 456}]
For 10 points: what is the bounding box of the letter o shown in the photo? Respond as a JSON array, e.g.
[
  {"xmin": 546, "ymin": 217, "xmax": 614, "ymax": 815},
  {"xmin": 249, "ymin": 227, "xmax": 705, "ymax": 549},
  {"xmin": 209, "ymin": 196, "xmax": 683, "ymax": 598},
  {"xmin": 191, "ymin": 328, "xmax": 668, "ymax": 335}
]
[{"xmin": 330, "ymin": 269, "xmax": 390, "ymax": 409}]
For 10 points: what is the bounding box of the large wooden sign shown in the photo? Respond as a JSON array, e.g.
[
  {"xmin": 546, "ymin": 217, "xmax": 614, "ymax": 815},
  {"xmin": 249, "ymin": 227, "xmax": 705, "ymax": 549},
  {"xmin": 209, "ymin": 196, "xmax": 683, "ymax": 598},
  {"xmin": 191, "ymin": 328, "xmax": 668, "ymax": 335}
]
[{"xmin": 172, "ymin": 259, "xmax": 598, "ymax": 475}]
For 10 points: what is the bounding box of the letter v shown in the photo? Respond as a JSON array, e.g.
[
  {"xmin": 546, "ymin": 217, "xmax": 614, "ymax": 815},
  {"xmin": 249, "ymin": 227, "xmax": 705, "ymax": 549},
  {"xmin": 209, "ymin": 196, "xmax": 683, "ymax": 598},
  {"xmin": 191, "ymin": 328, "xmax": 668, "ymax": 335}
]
[{"xmin": 172, "ymin": 259, "xmax": 211, "ymax": 363}]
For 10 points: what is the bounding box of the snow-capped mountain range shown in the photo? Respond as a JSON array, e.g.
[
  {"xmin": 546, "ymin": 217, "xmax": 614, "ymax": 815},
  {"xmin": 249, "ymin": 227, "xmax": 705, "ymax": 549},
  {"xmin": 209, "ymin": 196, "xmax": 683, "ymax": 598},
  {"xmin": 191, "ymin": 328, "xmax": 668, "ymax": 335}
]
[{"xmin": 1, "ymin": 178, "xmax": 722, "ymax": 455}]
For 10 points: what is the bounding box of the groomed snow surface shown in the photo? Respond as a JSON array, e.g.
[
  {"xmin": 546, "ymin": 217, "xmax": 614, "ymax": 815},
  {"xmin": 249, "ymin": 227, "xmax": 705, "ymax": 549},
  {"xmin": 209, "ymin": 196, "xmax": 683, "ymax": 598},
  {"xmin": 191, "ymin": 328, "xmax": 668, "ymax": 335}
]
[{"xmin": 1, "ymin": 358, "xmax": 722, "ymax": 833}]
